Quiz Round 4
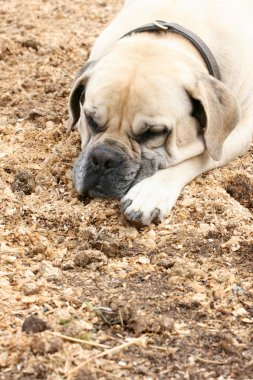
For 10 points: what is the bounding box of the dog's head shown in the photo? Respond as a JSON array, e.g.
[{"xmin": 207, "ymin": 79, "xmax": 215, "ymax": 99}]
[{"xmin": 69, "ymin": 36, "xmax": 240, "ymax": 199}]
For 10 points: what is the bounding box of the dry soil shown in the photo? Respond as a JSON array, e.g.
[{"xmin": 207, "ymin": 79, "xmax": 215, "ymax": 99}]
[{"xmin": 0, "ymin": 1, "xmax": 253, "ymax": 379}]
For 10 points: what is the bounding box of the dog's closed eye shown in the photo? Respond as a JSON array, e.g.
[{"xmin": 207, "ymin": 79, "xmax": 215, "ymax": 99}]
[
  {"xmin": 137, "ymin": 127, "xmax": 170, "ymax": 143},
  {"xmin": 85, "ymin": 113, "xmax": 104, "ymax": 133}
]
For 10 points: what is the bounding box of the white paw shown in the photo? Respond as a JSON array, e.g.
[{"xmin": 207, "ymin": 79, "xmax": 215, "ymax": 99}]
[{"xmin": 121, "ymin": 172, "xmax": 182, "ymax": 225}]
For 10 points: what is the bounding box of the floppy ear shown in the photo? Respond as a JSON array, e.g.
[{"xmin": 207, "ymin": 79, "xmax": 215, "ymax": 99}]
[
  {"xmin": 186, "ymin": 74, "xmax": 240, "ymax": 161},
  {"xmin": 68, "ymin": 61, "xmax": 96, "ymax": 132}
]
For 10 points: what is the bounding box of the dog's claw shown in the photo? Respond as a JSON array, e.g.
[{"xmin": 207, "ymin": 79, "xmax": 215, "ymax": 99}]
[
  {"xmin": 151, "ymin": 208, "xmax": 162, "ymax": 224},
  {"xmin": 125, "ymin": 209, "xmax": 144, "ymax": 225},
  {"xmin": 128, "ymin": 210, "xmax": 143, "ymax": 221},
  {"xmin": 121, "ymin": 199, "xmax": 132, "ymax": 212},
  {"xmin": 151, "ymin": 208, "xmax": 160, "ymax": 220}
]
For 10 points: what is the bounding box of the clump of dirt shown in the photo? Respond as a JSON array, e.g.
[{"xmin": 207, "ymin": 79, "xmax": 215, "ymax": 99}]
[
  {"xmin": 30, "ymin": 336, "xmax": 63, "ymax": 355},
  {"xmin": 22, "ymin": 315, "xmax": 49, "ymax": 334},
  {"xmin": 11, "ymin": 171, "xmax": 36, "ymax": 195},
  {"xmin": 226, "ymin": 174, "xmax": 253, "ymax": 210}
]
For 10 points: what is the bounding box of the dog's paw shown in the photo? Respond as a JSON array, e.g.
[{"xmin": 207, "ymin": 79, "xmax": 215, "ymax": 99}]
[{"xmin": 121, "ymin": 173, "xmax": 181, "ymax": 225}]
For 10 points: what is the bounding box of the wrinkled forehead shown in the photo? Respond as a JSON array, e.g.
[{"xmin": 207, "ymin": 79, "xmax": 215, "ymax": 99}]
[{"xmin": 84, "ymin": 66, "xmax": 191, "ymax": 132}]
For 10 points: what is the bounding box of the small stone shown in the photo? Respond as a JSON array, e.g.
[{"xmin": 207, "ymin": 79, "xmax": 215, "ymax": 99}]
[
  {"xmin": 25, "ymin": 269, "xmax": 36, "ymax": 279},
  {"xmin": 45, "ymin": 338, "xmax": 63, "ymax": 354},
  {"xmin": 159, "ymin": 317, "xmax": 174, "ymax": 332},
  {"xmin": 82, "ymin": 227, "xmax": 97, "ymax": 241},
  {"xmin": 220, "ymin": 334, "xmax": 237, "ymax": 354},
  {"xmin": 118, "ymin": 226, "xmax": 139, "ymax": 239},
  {"xmin": 232, "ymin": 285, "xmax": 245, "ymax": 296},
  {"xmin": 92, "ymin": 240, "xmax": 120, "ymax": 257},
  {"xmin": 62, "ymin": 261, "xmax": 75, "ymax": 270},
  {"xmin": 64, "ymin": 288, "xmax": 74, "ymax": 296},
  {"xmin": 22, "ymin": 315, "xmax": 48, "ymax": 334},
  {"xmin": 242, "ymin": 318, "xmax": 253, "ymax": 324},
  {"xmin": 0, "ymin": 351, "xmax": 8, "ymax": 367},
  {"xmin": 192, "ymin": 293, "xmax": 206, "ymax": 302},
  {"xmin": 221, "ymin": 236, "xmax": 240, "ymax": 249},
  {"xmin": 1, "ymin": 255, "xmax": 17, "ymax": 263},
  {"xmin": 130, "ymin": 316, "xmax": 148, "ymax": 336},
  {"xmin": 74, "ymin": 249, "xmax": 107, "ymax": 267},
  {"xmin": 232, "ymin": 307, "xmax": 248, "ymax": 317},
  {"xmin": 97, "ymin": 230, "xmax": 114, "ymax": 242},
  {"xmin": 118, "ymin": 360, "xmax": 127, "ymax": 366},
  {"xmin": 74, "ymin": 252, "xmax": 90, "ymax": 267},
  {"xmin": 39, "ymin": 260, "xmax": 62, "ymax": 282},
  {"xmin": 44, "ymin": 84, "xmax": 58, "ymax": 94},
  {"xmin": 137, "ymin": 256, "xmax": 150, "ymax": 264},
  {"xmin": 21, "ymin": 38, "xmax": 41, "ymax": 51},
  {"xmin": 30, "ymin": 337, "xmax": 46, "ymax": 355},
  {"xmin": 45, "ymin": 120, "xmax": 55, "ymax": 129},
  {"xmin": 4, "ymin": 207, "xmax": 16, "ymax": 216},
  {"xmin": 23, "ymin": 283, "xmax": 40, "ymax": 296},
  {"xmin": 158, "ymin": 259, "xmax": 175, "ymax": 269},
  {"xmin": 147, "ymin": 230, "xmax": 156, "ymax": 237}
]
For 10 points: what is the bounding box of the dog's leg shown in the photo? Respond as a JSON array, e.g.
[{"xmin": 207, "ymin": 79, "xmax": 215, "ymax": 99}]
[{"xmin": 121, "ymin": 119, "xmax": 253, "ymax": 225}]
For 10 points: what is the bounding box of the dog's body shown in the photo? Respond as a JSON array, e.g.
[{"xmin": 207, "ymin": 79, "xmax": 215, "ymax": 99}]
[{"xmin": 70, "ymin": 0, "xmax": 253, "ymax": 225}]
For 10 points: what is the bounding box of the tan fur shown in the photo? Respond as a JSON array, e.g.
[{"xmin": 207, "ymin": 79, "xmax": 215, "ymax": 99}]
[{"xmin": 69, "ymin": 0, "xmax": 253, "ymax": 225}]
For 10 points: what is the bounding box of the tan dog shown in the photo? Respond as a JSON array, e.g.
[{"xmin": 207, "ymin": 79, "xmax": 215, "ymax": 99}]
[{"xmin": 69, "ymin": 0, "xmax": 253, "ymax": 225}]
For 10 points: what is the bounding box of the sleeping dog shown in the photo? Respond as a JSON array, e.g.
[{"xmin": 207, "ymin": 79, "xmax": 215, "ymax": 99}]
[{"xmin": 69, "ymin": 0, "xmax": 253, "ymax": 225}]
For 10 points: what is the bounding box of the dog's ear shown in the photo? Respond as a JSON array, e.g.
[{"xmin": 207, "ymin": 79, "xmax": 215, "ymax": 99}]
[
  {"xmin": 68, "ymin": 61, "xmax": 96, "ymax": 132},
  {"xmin": 186, "ymin": 74, "xmax": 240, "ymax": 161}
]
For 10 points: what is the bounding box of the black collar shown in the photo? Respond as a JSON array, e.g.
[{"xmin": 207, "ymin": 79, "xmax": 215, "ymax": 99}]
[{"xmin": 121, "ymin": 20, "xmax": 221, "ymax": 81}]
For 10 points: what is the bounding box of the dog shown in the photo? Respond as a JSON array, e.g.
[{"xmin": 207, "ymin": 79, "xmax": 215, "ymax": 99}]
[{"xmin": 69, "ymin": 0, "xmax": 253, "ymax": 225}]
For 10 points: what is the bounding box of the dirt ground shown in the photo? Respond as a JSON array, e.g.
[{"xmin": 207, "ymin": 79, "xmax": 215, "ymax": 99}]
[{"xmin": 0, "ymin": 0, "xmax": 253, "ymax": 379}]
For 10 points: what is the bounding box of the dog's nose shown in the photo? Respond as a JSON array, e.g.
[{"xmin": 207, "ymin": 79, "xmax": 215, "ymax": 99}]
[{"xmin": 91, "ymin": 145, "xmax": 122, "ymax": 171}]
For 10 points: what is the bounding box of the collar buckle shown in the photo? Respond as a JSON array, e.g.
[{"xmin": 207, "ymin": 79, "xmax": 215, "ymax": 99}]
[{"xmin": 153, "ymin": 20, "xmax": 168, "ymax": 31}]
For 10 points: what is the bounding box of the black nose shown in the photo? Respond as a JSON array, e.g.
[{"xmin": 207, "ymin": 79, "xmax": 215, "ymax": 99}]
[{"xmin": 90, "ymin": 145, "xmax": 122, "ymax": 171}]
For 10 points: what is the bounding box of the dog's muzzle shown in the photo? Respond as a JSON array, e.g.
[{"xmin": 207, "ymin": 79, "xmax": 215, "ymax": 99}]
[
  {"xmin": 73, "ymin": 140, "xmax": 170, "ymax": 200},
  {"xmin": 73, "ymin": 143, "xmax": 139, "ymax": 199}
]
